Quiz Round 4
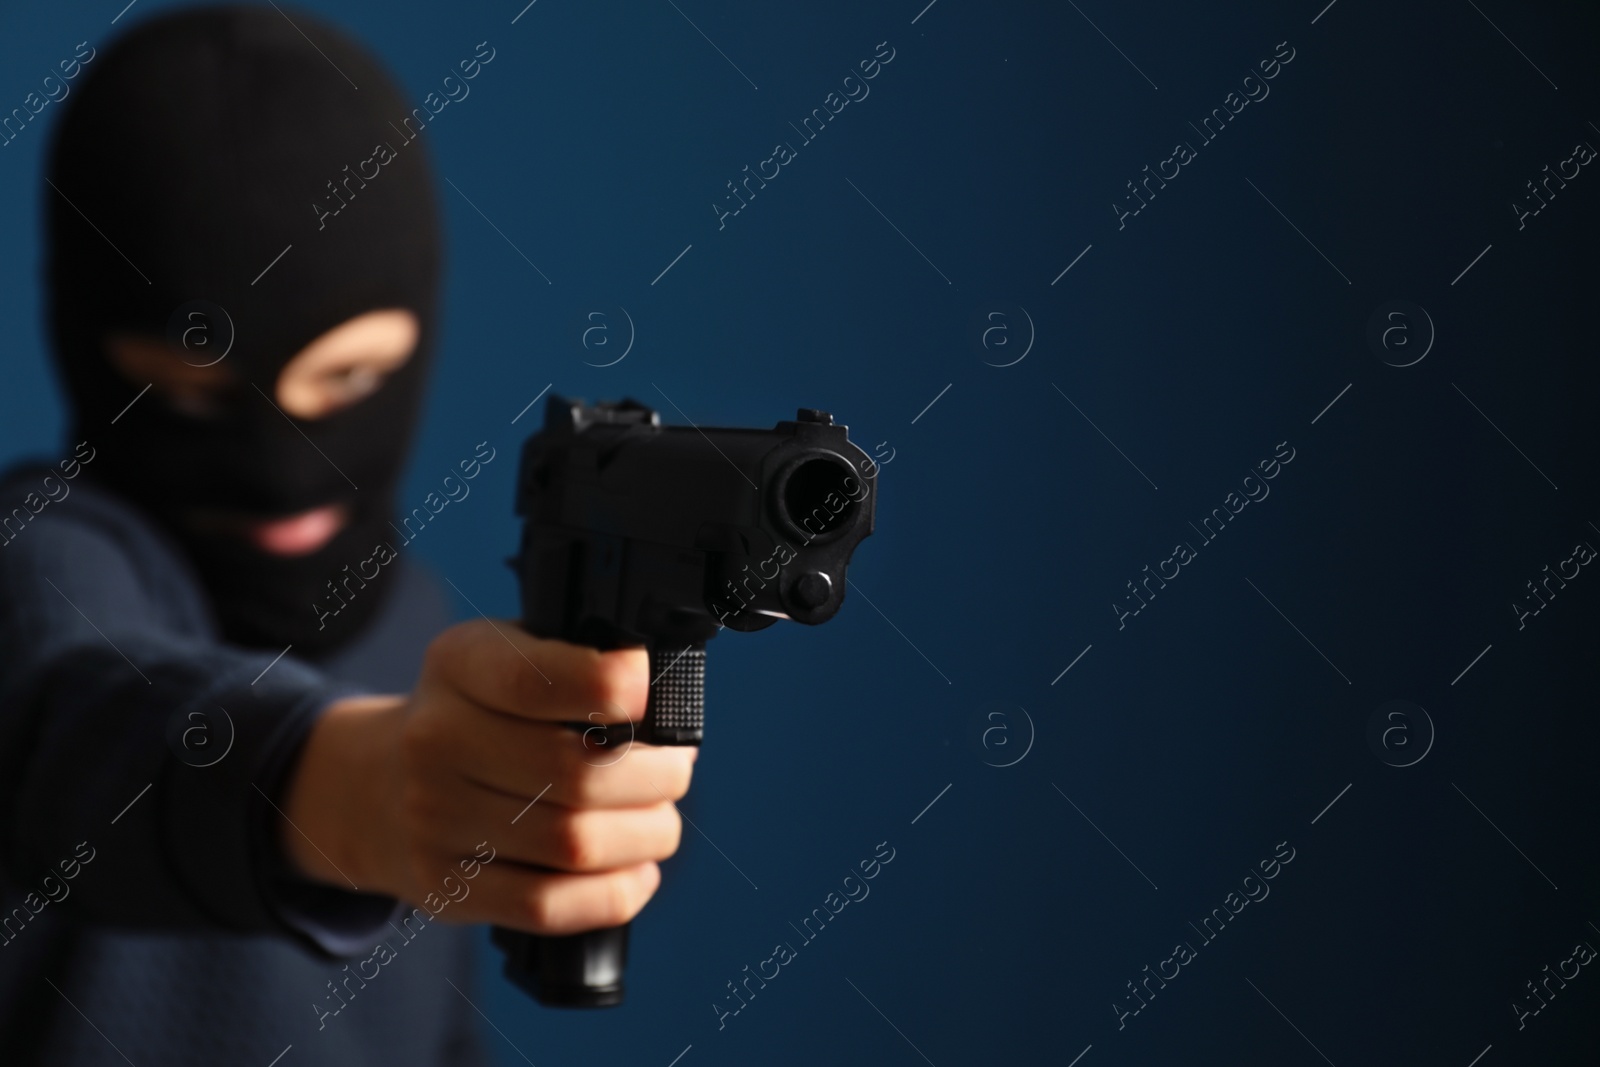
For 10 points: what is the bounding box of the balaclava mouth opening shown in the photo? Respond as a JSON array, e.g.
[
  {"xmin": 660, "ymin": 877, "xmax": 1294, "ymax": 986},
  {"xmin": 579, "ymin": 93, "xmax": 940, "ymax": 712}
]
[{"xmin": 44, "ymin": 4, "xmax": 442, "ymax": 654}]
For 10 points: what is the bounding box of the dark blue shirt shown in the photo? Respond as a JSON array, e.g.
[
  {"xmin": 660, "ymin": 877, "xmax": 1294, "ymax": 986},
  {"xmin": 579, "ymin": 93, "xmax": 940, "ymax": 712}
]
[{"xmin": 0, "ymin": 465, "xmax": 490, "ymax": 1066}]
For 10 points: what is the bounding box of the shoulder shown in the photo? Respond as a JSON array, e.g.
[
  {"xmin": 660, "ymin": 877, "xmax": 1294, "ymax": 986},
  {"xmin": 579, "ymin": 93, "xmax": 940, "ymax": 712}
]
[{"xmin": 0, "ymin": 462, "xmax": 214, "ymax": 636}]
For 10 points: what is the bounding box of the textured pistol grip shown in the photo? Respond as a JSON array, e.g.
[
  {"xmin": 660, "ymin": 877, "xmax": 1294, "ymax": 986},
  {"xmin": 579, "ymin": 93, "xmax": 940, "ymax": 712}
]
[{"xmin": 644, "ymin": 644, "xmax": 706, "ymax": 746}]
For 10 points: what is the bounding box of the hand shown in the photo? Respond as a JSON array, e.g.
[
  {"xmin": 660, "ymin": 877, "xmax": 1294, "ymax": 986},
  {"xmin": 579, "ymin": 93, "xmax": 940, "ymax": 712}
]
[{"xmin": 277, "ymin": 620, "xmax": 696, "ymax": 935}]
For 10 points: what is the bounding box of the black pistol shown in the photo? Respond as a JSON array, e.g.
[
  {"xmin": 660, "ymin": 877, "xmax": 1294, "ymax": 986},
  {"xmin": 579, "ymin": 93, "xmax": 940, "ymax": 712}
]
[{"xmin": 491, "ymin": 395, "xmax": 878, "ymax": 1008}]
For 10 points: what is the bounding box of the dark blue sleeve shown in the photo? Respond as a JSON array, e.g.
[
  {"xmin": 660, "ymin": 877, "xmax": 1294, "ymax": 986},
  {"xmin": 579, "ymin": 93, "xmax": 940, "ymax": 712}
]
[{"xmin": 0, "ymin": 509, "xmax": 404, "ymax": 957}]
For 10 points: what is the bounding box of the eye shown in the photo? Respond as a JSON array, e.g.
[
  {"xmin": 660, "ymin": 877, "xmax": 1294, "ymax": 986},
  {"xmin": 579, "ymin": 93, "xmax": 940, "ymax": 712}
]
[
  {"xmin": 328, "ymin": 365, "xmax": 384, "ymax": 404},
  {"xmin": 273, "ymin": 310, "xmax": 419, "ymax": 419}
]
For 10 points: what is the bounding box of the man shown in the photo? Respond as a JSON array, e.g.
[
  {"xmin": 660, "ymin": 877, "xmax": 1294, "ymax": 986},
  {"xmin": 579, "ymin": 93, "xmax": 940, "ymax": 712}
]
[{"xmin": 0, "ymin": 7, "xmax": 692, "ymax": 1064}]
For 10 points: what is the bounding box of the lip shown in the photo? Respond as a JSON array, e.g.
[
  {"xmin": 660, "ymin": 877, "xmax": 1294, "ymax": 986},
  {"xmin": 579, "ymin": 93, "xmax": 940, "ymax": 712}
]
[
  {"xmin": 187, "ymin": 502, "xmax": 350, "ymax": 557},
  {"xmin": 242, "ymin": 503, "xmax": 348, "ymax": 556}
]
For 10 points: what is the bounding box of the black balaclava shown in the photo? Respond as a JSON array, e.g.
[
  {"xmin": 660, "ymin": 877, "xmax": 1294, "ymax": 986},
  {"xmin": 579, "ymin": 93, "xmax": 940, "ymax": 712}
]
[{"xmin": 45, "ymin": 5, "xmax": 442, "ymax": 654}]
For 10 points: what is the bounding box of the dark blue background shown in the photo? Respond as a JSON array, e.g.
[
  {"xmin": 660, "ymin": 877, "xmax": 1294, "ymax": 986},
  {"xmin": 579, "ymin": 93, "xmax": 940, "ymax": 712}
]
[{"xmin": 3, "ymin": 1, "xmax": 1598, "ymax": 1063}]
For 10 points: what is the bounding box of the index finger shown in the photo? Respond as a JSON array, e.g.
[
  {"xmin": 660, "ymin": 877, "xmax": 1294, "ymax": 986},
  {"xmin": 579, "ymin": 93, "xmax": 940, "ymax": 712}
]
[{"xmin": 426, "ymin": 618, "xmax": 649, "ymax": 724}]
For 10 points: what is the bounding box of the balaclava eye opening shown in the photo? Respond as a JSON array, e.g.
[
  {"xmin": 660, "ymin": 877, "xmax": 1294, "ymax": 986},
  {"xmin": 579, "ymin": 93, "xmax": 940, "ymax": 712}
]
[{"xmin": 44, "ymin": 4, "xmax": 443, "ymax": 653}]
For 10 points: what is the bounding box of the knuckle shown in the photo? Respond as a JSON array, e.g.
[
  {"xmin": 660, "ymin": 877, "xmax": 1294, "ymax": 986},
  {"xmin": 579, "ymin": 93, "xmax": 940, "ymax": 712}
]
[
  {"xmin": 425, "ymin": 623, "xmax": 472, "ymax": 679},
  {"xmin": 550, "ymin": 810, "xmax": 601, "ymax": 872},
  {"xmin": 629, "ymin": 865, "xmax": 660, "ymax": 919},
  {"xmin": 499, "ymin": 648, "xmax": 537, "ymax": 710},
  {"xmin": 662, "ymin": 755, "xmax": 694, "ymax": 801},
  {"xmin": 656, "ymin": 806, "xmax": 684, "ymax": 860},
  {"xmin": 604, "ymin": 871, "xmax": 642, "ymax": 926},
  {"xmin": 562, "ymin": 756, "xmax": 604, "ymax": 807},
  {"xmin": 587, "ymin": 650, "xmax": 646, "ymax": 719},
  {"xmin": 420, "ymin": 633, "xmax": 451, "ymax": 680},
  {"xmin": 522, "ymin": 885, "xmax": 558, "ymax": 933}
]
